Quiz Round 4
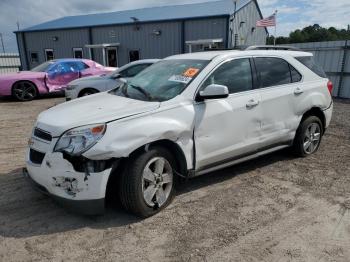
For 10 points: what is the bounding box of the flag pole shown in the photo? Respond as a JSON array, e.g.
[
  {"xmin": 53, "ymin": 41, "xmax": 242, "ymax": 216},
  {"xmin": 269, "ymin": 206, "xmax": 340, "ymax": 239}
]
[{"xmin": 273, "ymin": 10, "xmax": 277, "ymax": 46}]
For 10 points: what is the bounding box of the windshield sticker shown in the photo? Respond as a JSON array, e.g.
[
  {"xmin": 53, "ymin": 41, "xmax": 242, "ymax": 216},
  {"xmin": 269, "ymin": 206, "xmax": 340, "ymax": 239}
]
[
  {"xmin": 183, "ymin": 68, "xmax": 199, "ymax": 78},
  {"xmin": 168, "ymin": 75, "xmax": 192, "ymax": 84}
]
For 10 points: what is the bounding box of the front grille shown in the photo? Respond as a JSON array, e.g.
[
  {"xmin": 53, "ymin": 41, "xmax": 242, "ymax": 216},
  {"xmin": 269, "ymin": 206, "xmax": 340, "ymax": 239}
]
[
  {"xmin": 34, "ymin": 128, "xmax": 52, "ymax": 142},
  {"xmin": 30, "ymin": 149, "xmax": 45, "ymax": 165}
]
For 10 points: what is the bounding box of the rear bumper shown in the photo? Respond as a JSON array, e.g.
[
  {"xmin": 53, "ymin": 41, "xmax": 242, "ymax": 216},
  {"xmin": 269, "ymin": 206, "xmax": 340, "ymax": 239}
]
[
  {"xmin": 323, "ymin": 101, "xmax": 333, "ymax": 129},
  {"xmin": 23, "ymin": 168, "xmax": 105, "ymax": 215}
]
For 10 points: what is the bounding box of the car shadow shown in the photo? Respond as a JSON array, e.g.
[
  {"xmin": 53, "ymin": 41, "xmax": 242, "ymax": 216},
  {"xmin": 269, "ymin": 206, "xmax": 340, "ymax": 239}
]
[
  {"xmin": 0, "ymin": 92, "xmax": 64, "ymax": 103},
  {"xmin": 0, "ymin": 149, "xmax": 294, "ymax": 239}
]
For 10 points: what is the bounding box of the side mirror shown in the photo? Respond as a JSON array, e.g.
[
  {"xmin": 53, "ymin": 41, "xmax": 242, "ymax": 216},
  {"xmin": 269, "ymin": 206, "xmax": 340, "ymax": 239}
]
[
  {"xmin": 111, "ymin": 73, "xmax": 122, "ymax": 79},
  {"xmin": 197, "ymin": 84, "xmax": 229, "ymax": 101}
]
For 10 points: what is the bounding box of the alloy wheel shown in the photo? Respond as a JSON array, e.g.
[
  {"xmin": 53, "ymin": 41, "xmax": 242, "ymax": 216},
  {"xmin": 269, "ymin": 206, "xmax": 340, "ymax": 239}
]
[
  {"xmin": 141, "ymin": 157, "xmax": 173, "ymax": 208},
  {"xmin": 303, "ymin": 122, "xmax": 321, "ymax": 154}
]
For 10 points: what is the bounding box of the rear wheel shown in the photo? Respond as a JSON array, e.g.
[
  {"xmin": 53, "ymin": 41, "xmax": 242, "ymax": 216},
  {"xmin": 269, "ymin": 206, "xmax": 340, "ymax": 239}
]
[
  {"xmin": 12, "ymin": 81, "xmax": 38, "ymax": 101},
  {"xmin": 293, "ymin": 116, "xmax": 323, "ymax": 157},
  {"xmin": 119, "ymin": 147, "xmax": 176, "ymax": 218},
  {"xmin": 79, "ymin": 88, "xmax": 98, "ymax": 97}
]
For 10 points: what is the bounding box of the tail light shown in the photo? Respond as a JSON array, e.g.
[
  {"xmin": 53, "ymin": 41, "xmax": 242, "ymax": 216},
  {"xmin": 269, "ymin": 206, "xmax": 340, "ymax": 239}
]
[{"xmin": 327, "ymin": 80, "xmax": 333, "ymax": 95}]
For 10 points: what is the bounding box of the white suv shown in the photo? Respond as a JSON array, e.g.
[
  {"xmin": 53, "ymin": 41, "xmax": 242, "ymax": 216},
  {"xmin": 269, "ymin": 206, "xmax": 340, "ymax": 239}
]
[{"xmin": 25, "ymin": 49, "xmax": 333, "ymax": 217}]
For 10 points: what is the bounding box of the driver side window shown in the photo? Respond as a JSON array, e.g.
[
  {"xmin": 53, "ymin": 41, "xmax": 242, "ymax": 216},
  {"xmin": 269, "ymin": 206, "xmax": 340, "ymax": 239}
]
[{"xmin": 203, "ymin": 58, "xmax": 253, "ymax": 94}]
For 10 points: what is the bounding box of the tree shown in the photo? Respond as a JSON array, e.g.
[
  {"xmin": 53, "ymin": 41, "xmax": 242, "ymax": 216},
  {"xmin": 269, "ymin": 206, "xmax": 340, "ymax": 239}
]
[{"xmin": 266, "ymin": 24, "xmax": 350, "ymax": 44}]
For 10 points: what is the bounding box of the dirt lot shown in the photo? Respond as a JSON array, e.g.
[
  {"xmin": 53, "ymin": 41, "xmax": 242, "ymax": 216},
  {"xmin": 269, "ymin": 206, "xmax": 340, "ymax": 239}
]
[{"xmin": 0, "ymin": 96, "xmax": 349, "ymax": 262}]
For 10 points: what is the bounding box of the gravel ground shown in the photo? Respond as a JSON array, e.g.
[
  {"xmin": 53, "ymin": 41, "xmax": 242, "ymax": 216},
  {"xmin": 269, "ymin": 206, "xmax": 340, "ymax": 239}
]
[{"xmin": 0, "ymin": 96, "xmax": 349, "ymax": 262}]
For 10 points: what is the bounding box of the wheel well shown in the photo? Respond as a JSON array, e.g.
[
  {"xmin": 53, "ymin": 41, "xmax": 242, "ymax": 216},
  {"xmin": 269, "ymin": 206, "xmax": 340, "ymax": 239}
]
[
  {"xmin": 78, "ymin": 88, "xmax": 99, "ymax": 97},
  {"xmin": 301, "ymin": 107, "xmax": 326, "ymax": 131},
  {"xmin": 11, "ymin": 80, "xmax": 38, "ymax": 94},
  {"xmin": 105, "ymin": 139, "xmax": 188, "ymax": 205},
  {"xmin": 130, "ymin": 139, "xmax": 188, "ymax": 176}
]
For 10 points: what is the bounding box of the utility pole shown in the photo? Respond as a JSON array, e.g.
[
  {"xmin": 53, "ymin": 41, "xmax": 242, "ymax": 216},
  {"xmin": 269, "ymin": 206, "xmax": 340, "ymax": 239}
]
[
  {"xmin": 0, "ymin": 33, "xmax": 5, "ymax": 53},
  {"xmin": 16, "ymin": 21, "xmax": 20, "ymax": 31}
]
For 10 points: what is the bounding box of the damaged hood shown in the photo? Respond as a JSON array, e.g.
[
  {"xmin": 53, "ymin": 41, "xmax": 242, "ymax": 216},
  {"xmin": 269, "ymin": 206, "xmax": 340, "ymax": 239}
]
[{"xmin": 36, "ymin": 92, "xmax": 160, "ymax": 136}]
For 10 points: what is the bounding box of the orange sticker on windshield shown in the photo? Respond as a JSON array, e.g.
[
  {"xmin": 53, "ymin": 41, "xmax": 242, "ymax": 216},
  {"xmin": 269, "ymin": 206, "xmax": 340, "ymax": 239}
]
[{"xmin": 183, "ymin": 68, "xmax": 199, "ymax": 78}]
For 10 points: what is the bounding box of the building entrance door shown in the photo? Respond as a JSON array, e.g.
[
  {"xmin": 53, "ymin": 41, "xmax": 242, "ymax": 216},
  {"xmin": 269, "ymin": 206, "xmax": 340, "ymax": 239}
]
[{"xmin": 107, "ymin": 48, "xmax": 118, "ymax": 67}]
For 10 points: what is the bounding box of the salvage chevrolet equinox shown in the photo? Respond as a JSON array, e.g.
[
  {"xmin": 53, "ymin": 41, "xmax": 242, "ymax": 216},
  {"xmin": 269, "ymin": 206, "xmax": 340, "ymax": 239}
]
[{"xmin": 25, "ymin": 48, "xmax": 333, "ymax": 217}]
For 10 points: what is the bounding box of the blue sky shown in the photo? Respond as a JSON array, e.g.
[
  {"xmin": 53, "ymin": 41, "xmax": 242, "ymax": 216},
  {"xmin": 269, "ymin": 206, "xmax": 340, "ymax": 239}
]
[{"xmin": 0, "ymin": 0, "xmax": 349, "ymax": 53}]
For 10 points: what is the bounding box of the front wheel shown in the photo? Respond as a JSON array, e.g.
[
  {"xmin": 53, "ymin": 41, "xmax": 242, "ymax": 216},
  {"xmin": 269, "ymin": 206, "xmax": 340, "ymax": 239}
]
[
  {"xmin": 12, "ymin": 81, "xmax": 38, "ymax": 101},
  {"xmin": 79, "ymin": 88, "xmax": 98, "ymax": 97},
  {"xmin": 119, "ymin": 147, "xmax": 176, "ymax": 218},
  {"xmin": 293, "ymin": 116, "xmax": 323, "ymax": 157}
]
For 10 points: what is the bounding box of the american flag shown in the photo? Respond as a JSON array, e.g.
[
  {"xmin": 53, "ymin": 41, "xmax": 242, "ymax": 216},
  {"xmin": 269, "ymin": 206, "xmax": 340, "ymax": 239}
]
[{"xmin": 256, "ymin": 14, "xmax": 276, "ymax": 27}]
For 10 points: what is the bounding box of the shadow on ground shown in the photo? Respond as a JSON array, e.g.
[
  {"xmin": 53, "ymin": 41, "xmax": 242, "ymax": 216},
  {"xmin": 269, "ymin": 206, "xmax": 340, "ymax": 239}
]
[{"xmin": 0, "ymin": 148, "xmax": 294, "ymax": 239}]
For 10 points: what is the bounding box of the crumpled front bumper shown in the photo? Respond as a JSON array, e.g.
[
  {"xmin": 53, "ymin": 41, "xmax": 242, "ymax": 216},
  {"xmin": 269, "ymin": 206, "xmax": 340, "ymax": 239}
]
[
  {"xmin": 23, "ymin": 168, "xmax": 105, "ymax": 215},
  {"xmin": 25, "ymin": 144, "xmax": 112, "ymax": 215}
]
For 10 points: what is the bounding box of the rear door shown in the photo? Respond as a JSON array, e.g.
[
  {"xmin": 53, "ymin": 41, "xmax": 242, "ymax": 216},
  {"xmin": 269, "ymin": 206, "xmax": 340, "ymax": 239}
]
[
  {"xmin": 254, "ymin": 56, "xmax": 303, "ymax": 149},
  {"xmin": 194, "ymin": 57, "xmax": 262, "ymax": 171}
]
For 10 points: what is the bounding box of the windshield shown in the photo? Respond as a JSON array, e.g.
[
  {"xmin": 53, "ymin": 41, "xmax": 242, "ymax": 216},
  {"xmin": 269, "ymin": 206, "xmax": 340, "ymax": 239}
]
[
  {"xmin": 30, "ymin": 61, "xmax": 55, "ymax": 72},
  {"xmin": 110, "ymin": 59, "xmax": 209, "ymax": 101}
]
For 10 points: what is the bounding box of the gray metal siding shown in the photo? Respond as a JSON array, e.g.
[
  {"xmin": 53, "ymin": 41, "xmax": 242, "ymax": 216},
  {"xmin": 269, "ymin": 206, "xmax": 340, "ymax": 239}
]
[
  {"xmin": 231, "ymin": 1, "xmax": 266, "ymax": 47},
  {"xmin": 91, "ymin": 21, "xmax": 182, "ymax": 66},
  {"xmin": 285, "ymin": 41, "xmax": 350, "ymax": 98},
  {"xmin": 15, "ymin": 33, "xmax": 27, "ymax": 70},
  {"xmin": 184, "ymin": 17, "xmax": 228, "ymax": 52},
  {"xmin": 23, "ymin": 29, "xmax": 90, "ymax": 69}
]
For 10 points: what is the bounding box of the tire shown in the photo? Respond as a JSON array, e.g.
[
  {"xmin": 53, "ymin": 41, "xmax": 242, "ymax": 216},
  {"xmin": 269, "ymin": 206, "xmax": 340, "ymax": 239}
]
[
  {"xmin": 119, "ymin": 147, "xmax": 176, "ymax": 218},
  {"xmin": 79, "ymin": 88, "xmax": 98, "ymax": 97},
  {"xmin": 12, "ymin": 81, "xmax": 38, "ymax": 101},
  {"xmin": 293, "ymin": 115, "xmax": 323, "ymax": 157}
]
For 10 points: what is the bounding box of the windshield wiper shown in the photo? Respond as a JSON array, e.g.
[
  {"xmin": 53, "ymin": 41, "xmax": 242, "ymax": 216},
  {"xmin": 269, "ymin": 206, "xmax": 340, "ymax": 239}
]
[{"xmin": 129, "ymin": 84, "xmax": 152, "ymax": 101}]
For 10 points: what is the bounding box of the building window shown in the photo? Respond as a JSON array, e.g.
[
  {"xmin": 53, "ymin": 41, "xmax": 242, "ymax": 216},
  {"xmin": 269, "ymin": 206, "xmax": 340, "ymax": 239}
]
[
  {"xmin": 73, "ymin": 48, "xmax": 83, "ymax": 59},
  {"xmin": 30, "ymin": 52, "xmax": 39, "ymax": 63},
  {"xmin": 44, "ymin": 49, "xmax": 54, "ymax": 61},
  {"xmin": 129, "ymin": 50, "xmax": 140, "ymax": 62}
]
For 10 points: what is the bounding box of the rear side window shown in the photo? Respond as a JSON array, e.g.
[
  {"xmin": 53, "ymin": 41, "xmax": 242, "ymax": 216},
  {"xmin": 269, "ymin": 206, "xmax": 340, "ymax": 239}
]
[
  {"xmin": 120, "ymin": 64, "xmax": 151, "ymax": 78},
  {"xmin": 295, "ymin": 56, "xmax": 327, "ymax": 78},
  {"xmin": 203, "ymin": 58, "xmax": 253, "ymax": 94},
  {"xmin": 255, "ymin": 57, "xmax": 292, "ymax": 87}
]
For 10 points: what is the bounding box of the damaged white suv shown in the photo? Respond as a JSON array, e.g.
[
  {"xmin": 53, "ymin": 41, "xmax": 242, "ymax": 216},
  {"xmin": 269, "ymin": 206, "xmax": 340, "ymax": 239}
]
[{"xmin": 25, "ymin": 48, "xmax": 333, "ymax": 217}]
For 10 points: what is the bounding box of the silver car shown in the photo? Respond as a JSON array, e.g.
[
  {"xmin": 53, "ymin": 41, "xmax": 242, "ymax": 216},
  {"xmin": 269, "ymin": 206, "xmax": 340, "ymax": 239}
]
[{"xmin": 65, "ymin": 59, "xmax": 159, "ymax": 100}]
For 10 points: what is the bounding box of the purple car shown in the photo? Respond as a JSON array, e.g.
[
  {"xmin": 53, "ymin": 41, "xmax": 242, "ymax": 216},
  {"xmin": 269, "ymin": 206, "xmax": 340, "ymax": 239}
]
[{"xmin": 0, "ymin": 59, "xmax": 115, "ymax": 101}]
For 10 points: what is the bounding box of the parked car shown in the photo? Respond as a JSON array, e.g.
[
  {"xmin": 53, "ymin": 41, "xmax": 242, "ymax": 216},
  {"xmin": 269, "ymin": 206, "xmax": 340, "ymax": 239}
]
[
  {"xmin": 0, "ymin": 59, "xmax": 115, "ymax": 101},
  {"xmin": 65, "ymin": 59, "xmax": 160, "ymax": 101},
  {"xmin": 24, "ymin": 49, "xmax": 333, "ymax": 217}
]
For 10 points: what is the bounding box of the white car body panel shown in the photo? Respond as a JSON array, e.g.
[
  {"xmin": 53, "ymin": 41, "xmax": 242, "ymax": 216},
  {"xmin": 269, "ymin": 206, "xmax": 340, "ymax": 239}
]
[{"xmin": 25, "ymin": 50, "xmax": 333, "ymax": 207}]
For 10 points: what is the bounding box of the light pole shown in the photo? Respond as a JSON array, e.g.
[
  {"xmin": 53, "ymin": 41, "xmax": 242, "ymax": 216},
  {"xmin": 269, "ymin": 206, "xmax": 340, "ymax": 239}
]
[{"xmin": 0, "ymin": 33, "xmax": 5, "ymax": 53}]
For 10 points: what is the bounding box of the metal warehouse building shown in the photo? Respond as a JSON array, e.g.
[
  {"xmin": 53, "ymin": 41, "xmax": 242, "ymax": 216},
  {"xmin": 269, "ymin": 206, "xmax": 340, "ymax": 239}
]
[{"xmin": 15, "ymin": 0, "xmax": 267, "ymax": 70}]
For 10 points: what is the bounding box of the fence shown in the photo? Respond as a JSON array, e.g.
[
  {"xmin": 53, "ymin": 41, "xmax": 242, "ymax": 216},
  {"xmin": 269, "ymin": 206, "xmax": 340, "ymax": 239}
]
[
  {"xmin": 0, "ymin": 53, "xmax": 21, "ymax": 74},
  {"xmin": 286, "ymin": 41, "xmax": 350, "ymax": 98}
]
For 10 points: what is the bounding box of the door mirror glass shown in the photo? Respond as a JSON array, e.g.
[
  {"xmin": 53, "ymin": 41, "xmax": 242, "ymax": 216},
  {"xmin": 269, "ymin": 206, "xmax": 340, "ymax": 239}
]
[{"xmin": 198, "ymin": 84, "xmax": 229, "ymax": 100}]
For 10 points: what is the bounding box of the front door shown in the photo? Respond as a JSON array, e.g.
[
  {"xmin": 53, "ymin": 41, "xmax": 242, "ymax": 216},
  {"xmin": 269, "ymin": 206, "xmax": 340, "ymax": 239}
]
[
  {"xmin": 107, "ymin": 48, "xmax": 118, "ymax": 67},
  {"xmin": 46, "ymin": 62, "xmax": 80, "ymax": 92},
  {"xmin": 194, "ymin": 58, "xmax": 262, "ymax": 171}
]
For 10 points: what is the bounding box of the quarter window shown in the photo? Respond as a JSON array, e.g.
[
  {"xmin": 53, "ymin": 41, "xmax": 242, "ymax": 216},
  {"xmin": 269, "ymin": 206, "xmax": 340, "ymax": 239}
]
[
  {"xmin": 295, "ymin": 56, "xmax": 327, "ymax": 78},
  {"xmin": 203, "ymin": 58, "xmax": 253, "ymax": 94},
  {"xmin": 255, "ymin": 57, "xmax": 291, "ymax": 88}
]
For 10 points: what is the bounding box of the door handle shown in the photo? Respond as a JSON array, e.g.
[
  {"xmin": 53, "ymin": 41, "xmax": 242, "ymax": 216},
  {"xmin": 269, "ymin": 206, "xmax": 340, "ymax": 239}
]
[
  {"xmin": 246, "ymin": 99, "xmax": 259, "ymax": 109},
  {"xmin": 294, "ymin": 87, "xmax": 304, "ymax": 95}
]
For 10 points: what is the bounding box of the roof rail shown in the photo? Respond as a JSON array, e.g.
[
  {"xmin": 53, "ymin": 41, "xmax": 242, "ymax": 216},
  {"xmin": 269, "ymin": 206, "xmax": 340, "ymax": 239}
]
[{"xmin": 246, "ymin": 45, "xmax": 301, "ymax": 51}]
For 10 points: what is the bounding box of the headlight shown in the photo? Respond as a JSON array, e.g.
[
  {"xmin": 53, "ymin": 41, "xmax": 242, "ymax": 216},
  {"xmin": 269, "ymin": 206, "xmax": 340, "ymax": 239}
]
[
  {"xmin": 54, "ymin": 124, "xmax": 106, "ymax": 156},
  {"xmin": 66, "ymin": 85, "xmax": 78, "ymax": 90}
]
